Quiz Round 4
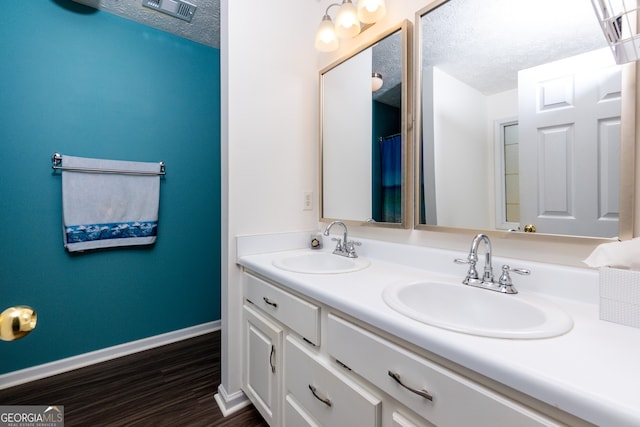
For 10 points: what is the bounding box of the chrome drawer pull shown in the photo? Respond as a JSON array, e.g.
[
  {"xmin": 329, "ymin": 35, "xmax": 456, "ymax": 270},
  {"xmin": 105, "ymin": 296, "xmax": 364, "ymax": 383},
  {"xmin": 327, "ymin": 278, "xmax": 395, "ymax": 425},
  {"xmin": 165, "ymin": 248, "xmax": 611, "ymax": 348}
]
[
  {"xmin": 388, "ymin": 370, "xmax": 433, "ymax": 402},
  {"xmin": 263, "ymin": 297, "xmax": 278, "ymax": 308},
  {"xmin": 270, "ymin": 345, "xmax": 276, "ymax": 374},
  {"xmin": 308, "ymin": 385, "xmax": 332, "ymax": 407}
]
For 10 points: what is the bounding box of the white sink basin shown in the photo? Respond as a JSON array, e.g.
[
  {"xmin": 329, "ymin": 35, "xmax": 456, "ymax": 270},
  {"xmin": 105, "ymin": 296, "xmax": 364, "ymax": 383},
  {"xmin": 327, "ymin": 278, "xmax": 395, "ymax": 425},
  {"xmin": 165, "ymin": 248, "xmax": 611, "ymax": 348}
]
[
  {"xmin": 273, "ymin": 252, "xmax": 370, "ymax": 274},
  {"xmin": 382, "ymin": 281, "xmax": 573, "ymax": 339}
]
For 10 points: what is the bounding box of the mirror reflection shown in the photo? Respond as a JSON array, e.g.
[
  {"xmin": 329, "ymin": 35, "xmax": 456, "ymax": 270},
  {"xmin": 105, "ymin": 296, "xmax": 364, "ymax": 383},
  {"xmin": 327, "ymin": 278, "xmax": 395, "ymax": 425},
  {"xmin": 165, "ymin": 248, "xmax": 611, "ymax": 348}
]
[
  {"xmin": 321, "ymin": 22, "xmax": 409, "ymax": 226},
  {"xmin": 417, "ymin": 0, "xmax": 628, "ymax": 238}
]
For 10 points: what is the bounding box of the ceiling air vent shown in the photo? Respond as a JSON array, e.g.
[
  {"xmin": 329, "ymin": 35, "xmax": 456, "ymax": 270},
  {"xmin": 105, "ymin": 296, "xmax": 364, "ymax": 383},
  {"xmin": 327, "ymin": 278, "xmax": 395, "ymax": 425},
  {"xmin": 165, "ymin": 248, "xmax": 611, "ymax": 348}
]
[{"xmin": 142, "ymin": 0, "xmax": 197, "ymax": 23}]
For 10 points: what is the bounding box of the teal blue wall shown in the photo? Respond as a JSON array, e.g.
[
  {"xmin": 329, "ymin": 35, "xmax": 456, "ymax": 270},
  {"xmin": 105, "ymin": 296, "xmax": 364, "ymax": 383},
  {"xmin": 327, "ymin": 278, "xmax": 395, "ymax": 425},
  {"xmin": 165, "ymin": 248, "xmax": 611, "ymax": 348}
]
[{"xmin": 0, "ymin": 0, "xmax": 221, "ymax": 374}]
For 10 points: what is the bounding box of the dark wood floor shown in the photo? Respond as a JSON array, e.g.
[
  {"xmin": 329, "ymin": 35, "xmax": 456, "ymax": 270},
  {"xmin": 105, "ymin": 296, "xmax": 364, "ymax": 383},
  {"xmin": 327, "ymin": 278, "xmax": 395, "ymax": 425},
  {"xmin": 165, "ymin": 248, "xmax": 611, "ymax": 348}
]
[{"xmin": 0, "ymin": 331, "xmax": 268, "ymax": 427}]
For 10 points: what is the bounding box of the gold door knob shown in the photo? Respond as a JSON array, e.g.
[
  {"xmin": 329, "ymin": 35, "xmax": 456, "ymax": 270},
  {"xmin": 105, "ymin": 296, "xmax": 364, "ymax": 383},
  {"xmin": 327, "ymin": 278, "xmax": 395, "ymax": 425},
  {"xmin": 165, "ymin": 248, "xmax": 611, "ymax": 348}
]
[
  {"xmin": 523, "ymin": 224, "xmax": 537, "ymax": 233},
  {"xmin": 0, "ymin": 306, "xmax": 37, "ymax": 341}
]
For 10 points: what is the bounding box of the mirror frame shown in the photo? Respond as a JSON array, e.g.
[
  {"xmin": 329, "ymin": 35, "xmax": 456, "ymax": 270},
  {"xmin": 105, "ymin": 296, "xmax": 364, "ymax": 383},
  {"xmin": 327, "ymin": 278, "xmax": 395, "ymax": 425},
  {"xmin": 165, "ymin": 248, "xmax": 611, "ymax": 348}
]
[
  {"xmin": 413, "ymin": 1, "xmax": 637, "ymax": 243},
  {"xmin": 319, "ymin": 19, "xmax": 413, "ymax": 230}
]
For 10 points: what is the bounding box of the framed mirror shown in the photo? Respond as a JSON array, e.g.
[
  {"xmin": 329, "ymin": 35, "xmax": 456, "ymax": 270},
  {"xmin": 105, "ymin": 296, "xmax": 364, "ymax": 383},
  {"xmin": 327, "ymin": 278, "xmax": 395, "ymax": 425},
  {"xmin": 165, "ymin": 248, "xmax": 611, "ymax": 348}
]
[
  {"xmin": 320, "ymin": 20, "xmax": 412, "ymax": 228},
  {"xmin": 415, "ymin": 0, "xmax": 635, "ymax": 240}
]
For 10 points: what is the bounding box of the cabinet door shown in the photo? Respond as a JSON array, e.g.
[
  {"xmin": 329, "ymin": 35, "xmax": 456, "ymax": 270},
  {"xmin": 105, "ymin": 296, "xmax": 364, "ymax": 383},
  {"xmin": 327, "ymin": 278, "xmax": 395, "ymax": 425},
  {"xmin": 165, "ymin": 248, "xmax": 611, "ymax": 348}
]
[{"xmin": 243, "ymin": 303, "xmax": 283, "ymax": 426}]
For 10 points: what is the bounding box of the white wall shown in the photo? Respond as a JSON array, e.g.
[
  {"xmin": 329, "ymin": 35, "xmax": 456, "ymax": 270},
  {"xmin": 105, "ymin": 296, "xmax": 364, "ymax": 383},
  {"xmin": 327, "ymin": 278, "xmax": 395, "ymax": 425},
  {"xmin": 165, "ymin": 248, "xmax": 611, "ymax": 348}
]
[
  {"xmin": 422, "ymin": 70, "xmax": 517, "ymax": 231},
  {"xmin": 220, "ymin": 0, "xmax": 322, "ymax": 410},
  {"xmin": 430, "ymin": 67, "xmax": 490, "ymax": 229},
  {"xmin": 487, "ymin": 89, "xmax": 518, "ymax": 125}
]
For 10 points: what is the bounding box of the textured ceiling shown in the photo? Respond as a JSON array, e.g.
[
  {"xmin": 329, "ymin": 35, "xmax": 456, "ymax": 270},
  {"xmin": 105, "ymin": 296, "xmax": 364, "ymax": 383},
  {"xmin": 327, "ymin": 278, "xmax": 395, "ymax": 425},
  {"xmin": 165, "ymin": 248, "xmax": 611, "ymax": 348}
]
[
  {"xmin": 367, "ymin": 0, "xmax": 609, "ymax": 108},
  {"xmin": 421, "ymin": 0, "xmax": 608, "ymax": 95},
  {"xmin": 372, "ymin": 30, "xmax": 403, "ymax": 108},
  {"xmin": 71, "ymin": 0, "xmax": 220, "ymax": 48}
]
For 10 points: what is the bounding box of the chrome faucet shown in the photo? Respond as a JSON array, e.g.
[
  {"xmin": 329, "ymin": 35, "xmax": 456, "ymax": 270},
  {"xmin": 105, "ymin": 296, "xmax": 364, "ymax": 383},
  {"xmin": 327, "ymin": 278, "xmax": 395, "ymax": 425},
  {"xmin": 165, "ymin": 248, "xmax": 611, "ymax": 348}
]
[
  {"xmin": 323, "ymin": 221, "xmax": 361, "ymax": 258},
  {"xmin": 454, "ymin": 233, "xmax": 529, "ymax": 294},
  {"xmin": 471, "ymin": 233, "xmax": 494, "ymax": 284}
]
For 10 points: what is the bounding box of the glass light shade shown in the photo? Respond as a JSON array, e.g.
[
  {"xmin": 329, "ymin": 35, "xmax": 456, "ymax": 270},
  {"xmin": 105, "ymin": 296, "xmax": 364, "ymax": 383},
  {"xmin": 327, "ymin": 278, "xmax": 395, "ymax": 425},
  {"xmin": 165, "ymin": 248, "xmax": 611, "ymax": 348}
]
[
  {"xmin": 357, "ymin": 0, "xmax": 386, "ymax": 23},
  {"xmin": 371, "ymin": 73, "xmax": 383, "ymax": 92},
  {"xmin": 315, "ymin": 16, "xmax": 339, "ymax": 52},
  {"xmin": 335, "ymin": 1, "xmax": 360, "ymax": 39}
]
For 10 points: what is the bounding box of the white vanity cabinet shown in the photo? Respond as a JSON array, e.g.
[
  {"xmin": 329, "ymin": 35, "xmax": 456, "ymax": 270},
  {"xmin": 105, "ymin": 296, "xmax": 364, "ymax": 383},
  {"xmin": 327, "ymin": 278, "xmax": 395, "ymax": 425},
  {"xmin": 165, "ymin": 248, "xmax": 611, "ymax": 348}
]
[
  {"xmin": 241, "ymin": 269, "xmax": 585, "ymax": 427},
  {"xmin": 242, "ymin": 271, "xmax": 381, "ymax": 427},
  {"xmin": 243, "ymin": 271, "xmax": 321, "ymax": 426}
]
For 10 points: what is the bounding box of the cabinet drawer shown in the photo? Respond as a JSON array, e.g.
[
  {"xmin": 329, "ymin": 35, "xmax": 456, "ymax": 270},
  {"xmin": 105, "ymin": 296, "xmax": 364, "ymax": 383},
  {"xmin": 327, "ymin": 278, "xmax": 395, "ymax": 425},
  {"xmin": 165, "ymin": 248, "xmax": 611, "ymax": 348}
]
[
  {"xmin": 285, "ymin": 395, "xmax": 320, "ymax": 427},
  {"xmin": 244, "ymin": 273, "xmax": 320, "ymax": 345},
  {"xmin": 327, "ymin": 314, "xmax": 560, "ymax": 427},
  {"xmin": 392, "ymin": 411, "xmax": 434, "ymax": 427},
  {"xmin": 285, "ymin": 335, "xmax": 381, "ymax": 427}
]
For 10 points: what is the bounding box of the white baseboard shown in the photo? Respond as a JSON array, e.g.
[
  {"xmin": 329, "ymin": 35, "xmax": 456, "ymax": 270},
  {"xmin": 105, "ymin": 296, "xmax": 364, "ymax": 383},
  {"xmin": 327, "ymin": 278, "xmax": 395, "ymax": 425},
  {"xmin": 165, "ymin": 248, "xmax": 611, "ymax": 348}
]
[
  {"xmin": 0, "ymin": 320, "xmax": 221, "ymax": 390},
  {"xmin": 215, "ymin": 384, "xmax": 251, "ymax": 416}
]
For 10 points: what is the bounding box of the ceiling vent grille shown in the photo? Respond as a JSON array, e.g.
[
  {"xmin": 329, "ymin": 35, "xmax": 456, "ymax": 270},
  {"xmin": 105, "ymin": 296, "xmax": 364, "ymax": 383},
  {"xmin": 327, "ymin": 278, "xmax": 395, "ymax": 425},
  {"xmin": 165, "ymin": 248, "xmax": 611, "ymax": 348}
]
[{"xmin": 142, "ymin": 0, "xmax": 197, "ymax": 23}]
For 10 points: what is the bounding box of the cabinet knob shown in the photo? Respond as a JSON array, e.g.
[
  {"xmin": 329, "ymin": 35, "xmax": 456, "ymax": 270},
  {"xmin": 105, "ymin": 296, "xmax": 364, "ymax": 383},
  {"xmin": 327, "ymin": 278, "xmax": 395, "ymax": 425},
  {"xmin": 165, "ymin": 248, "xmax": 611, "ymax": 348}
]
[{"xmin": 0, "ymin": 306, "xmax": 37, "ymax": 341}]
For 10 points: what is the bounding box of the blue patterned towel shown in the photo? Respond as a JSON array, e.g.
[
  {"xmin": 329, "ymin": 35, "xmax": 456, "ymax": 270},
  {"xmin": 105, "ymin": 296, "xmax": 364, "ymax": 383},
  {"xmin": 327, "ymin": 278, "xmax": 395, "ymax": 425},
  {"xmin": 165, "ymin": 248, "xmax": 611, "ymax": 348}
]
[{"xmin": 61, "ymin": 155, "xmax": 161, "ymax": 252}]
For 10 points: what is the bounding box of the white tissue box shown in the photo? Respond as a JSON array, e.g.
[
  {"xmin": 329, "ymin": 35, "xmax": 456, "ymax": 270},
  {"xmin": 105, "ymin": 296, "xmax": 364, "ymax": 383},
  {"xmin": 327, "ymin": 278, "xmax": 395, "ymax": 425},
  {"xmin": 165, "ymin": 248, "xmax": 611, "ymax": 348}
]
[{"xmin": 600, "ymin": 267, "xmax": 640, "ymax": 329}]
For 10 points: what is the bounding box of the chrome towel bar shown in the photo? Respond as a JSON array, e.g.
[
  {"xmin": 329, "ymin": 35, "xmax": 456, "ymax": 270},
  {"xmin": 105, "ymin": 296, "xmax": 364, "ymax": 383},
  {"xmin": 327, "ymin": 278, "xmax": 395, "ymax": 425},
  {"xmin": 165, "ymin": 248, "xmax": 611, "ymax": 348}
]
[{"xmin": 51, "ymin": 152, "xmax": 165, "ymax": 176}]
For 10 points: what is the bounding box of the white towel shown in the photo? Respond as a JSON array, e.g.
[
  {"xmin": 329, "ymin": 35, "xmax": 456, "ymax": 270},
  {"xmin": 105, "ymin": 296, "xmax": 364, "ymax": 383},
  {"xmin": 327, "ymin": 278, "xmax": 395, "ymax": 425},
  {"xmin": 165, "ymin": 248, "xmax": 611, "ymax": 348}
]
[
  {"xmin": 583, "ymin": 237, "xmax": 640, "ymax": 270},
  {"xmin": 62, "ymin": 155, "xmax": 161, "ymax": 252}
]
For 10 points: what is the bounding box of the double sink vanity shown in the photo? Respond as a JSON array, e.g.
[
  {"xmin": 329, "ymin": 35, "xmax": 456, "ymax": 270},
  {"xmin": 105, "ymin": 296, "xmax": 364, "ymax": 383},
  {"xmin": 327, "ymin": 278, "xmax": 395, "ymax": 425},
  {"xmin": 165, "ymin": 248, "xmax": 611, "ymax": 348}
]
[
  {"xmin": 234, "ymin": 0, "xmax": 640, "ymax": 425},
  {"xmin": 237, "ymin": 231, "xmax": 640, "ymax": 427}
]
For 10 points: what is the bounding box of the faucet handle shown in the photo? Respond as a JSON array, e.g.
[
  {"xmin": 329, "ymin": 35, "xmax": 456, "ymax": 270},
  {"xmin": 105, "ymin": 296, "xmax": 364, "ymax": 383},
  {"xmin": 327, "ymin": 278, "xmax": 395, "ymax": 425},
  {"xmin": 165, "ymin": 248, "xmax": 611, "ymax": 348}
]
[
  {"xmin": 331, "ymin": 237, "xmax": 343, "ymax": 250},
  {"xmin": 345, "ymin": 240, "xmax": 361, "ymax": 257},
  {"xmin": 498, "ymin": 265, "xmax": 530, "ymax": 294},
  {"xmin": 454, "ymin": 258, "xmax": 479, "ymax": 283}
]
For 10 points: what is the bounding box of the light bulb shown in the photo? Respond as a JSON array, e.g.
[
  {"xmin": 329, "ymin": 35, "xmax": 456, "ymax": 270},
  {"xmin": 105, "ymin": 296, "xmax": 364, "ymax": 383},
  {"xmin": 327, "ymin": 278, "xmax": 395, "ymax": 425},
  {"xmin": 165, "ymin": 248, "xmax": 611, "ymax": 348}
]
[
  {"xmin": 335, "ymin": 0, "xmax": 360, "ymax": 39},
  {"xmin": 357, "ymin": 0, "xmax": 386, "ymax": 24},
  {"xmin": 372, "ymin": 73, "xmax": 383, "ymax": 92},
  {"xmin": 315, "ymin": 15, "xmax": 339, "ymax": 52}
]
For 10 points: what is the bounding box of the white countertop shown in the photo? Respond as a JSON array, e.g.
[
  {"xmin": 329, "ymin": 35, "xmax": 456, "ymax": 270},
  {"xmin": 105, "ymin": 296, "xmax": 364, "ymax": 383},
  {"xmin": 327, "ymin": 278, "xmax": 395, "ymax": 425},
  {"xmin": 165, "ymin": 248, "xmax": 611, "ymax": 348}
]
[{"xmin": 237, "ymin": 235, "xmax": 640, "ymax": 426}]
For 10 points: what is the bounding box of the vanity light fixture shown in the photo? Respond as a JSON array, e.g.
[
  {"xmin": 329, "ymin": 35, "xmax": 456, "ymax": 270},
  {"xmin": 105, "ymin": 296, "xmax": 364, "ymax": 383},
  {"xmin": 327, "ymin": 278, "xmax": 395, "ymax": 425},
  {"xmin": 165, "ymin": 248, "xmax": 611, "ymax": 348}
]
[
  {"xmin": 315, "ymin": 0, "xmax": 386, "ymax": 52},
  {"xmin": 335, "ymin": 0, "xmax": 360, "ymax": 39},
  {"xmin": 591, "ymin": 0, "xmax": 640, "ymax": 64},
  {"xmin": 315, "ymin": 9, "xmax": 340, "ymax": 52},
  {"xmin": 357, "ymin": 0, "xmax": 386, "ymax": 23},
  {"xmin": 371, "ymin": 72, "xmax": 383, "ymax": 91}
]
